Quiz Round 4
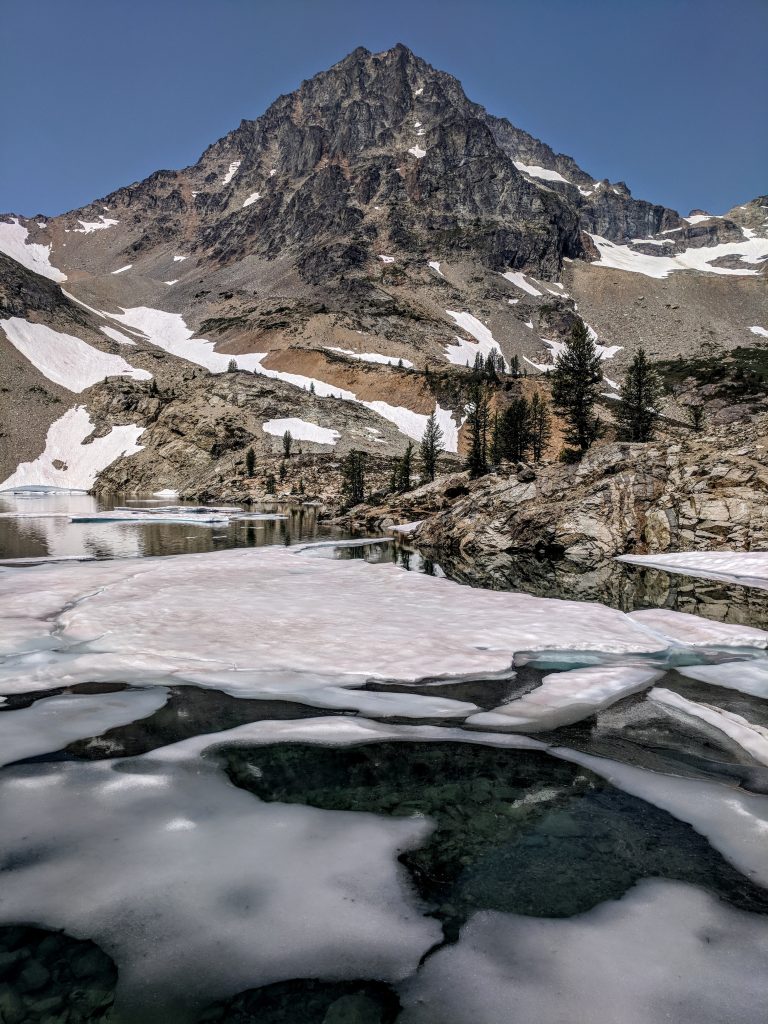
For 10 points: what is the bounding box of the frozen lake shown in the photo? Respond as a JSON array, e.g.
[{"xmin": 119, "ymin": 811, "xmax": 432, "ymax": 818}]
[{"xmin": 1, "ymin": 492, "xmax": 767, "ymax": 1023}]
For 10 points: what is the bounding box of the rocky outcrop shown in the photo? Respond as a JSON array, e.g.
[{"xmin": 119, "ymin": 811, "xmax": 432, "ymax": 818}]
[{"xmin": 412, "ymin": 416, "xmax": 768, "ymax": 563}]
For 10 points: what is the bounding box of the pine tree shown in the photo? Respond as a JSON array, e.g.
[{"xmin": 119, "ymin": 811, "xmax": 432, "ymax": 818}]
[
  {"xmin": 529, "ymin": 391, "xmax": 552, "ymax": 462},
  {"xmin": 551, "ymin": 322, "xmax": 604, "ymax": 453},
  {"xmin": 309, "ymin": 381, "xmax": 315, "ymax": 395},
  {"xmin": 509, "ymin": 354, "xmax": 521, "ymax": 378},
  {"xmin": 279, "ymin": 461, "xmax": 287, "ymax": 483},
  {"xmin": 245, "ymin": 446, "xmax": 255, "ymax": 477},
  {"xmin": 484, "ymin": 352, "xmax": 498, "ymax": 383},
  {"xmin": 227, "ymin": 358, "xmax": 238, "ymax": 373},
  {"xmin": 342, "ymin": 450, "xmax": 367, "ymax": 506},
  {"xmin": 265, "ymin": 472, "xmax": 276, "ymax": 493},
  {"xmin": 502, "ymin": 397, "xmax": 531, "ymax": 461},
  {"xmin": 617, "ymin": 347, "xmax": 663, "ymax": 441},
  {"xmin": 688, "ymin": 404, "xmax": 705, "ymax": 433},
  {"xmin": 391, "ymin": 441, "xmax": 414, "ymax": 492},
  {"xmin": 419, "ymin": 411, "xmax": 445, "ymax": 482},
  {"xmin": 466, "ymin": 383, "xmax": 489, "ymax": 477},
  {"xmin": 282, "ymin": 430, "xmax": 293, "ymax": 457},
  {"xmin": 490, "ymin": 411, "xmax": 505, "ymax": 465}
]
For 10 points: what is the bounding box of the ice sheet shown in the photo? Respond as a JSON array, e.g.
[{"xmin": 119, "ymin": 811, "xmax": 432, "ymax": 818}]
[
  {"xmin": 618, "ymin": 551, "xmax": 768, "ymax": 591},
  {"xmin": 399, "ymin": 879, "xmax": 768, "ymax": 1024}
]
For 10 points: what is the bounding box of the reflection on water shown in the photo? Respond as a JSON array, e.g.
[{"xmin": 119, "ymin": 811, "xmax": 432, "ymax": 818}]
[{"xmin": 0, "ymin": 490, "xmax": 338, "ymax": 561}]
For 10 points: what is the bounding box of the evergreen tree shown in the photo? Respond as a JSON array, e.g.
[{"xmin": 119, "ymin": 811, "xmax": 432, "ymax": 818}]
[
  {"xmin": 265, "ymin": 472, "xmax": 276, "ymax": 493},
  {"xmin": 509, "ymin": 354, "xmax": 521, "ymax": 378},
  {"xmin": 529, "ymin": 391, "xmax": 552, "ymax": 462},
  {"xmin": 484, "ymin": 352, "xmax": 499, "ymax": 383},
  {"xmin": 342, "ymin": 450, "xmax": 367, "ymax": 506},
  {"xmin": 502, "ymin": 396, "xmax": 531, "ymax": 461},
  {"xmin": 227, "ymin": 358, "xmax": 238, "ymax": 373},
  {"xmin": 245, "ymin": 446, "xmax": 255, "ymax": 477},
  {"xmin": 688, "ymin": 404, "xmax": 705, "ymax": 433},
  {"xmin": 490, "ymin": 411, "xmax": 505, "ymax": 465},
  {"xmin": 473, "ymin": 351, "xmax": 485, "ymax": 379},
  {"xmin": 279, "ymin": 461, "xmax": 287, "ymax": 483},
  {"xmin": 617, "ymin": 347, "xmax": 663, "ymax": 441},
  {"xmin": 419, "ymin": 412, "xmax": 445, "ymax": 482},
  {"xmin": 309, "ymin": 381, "xmax": 315, "ymax": 395},
  {"xmin": 391, "ymin": 441, "xmax": 415, "ymax": 492},
  {"xmin": 551, "ymin": 322, "xmax": 604, "ymax": 453},
  {"xmin": 466, "ymin": 383, "xmax": 490, "ymax": 477},
  {"xmin": 282, "ymin": 430, "xmax": 293, "ymax": 457}
]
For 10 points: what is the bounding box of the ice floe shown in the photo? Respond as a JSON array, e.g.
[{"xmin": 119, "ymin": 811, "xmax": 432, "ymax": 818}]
[
  {"xmin": 469, "ymin": 665, "xmax": 662, "ymax": 732},
  {"xmin": 0, "ymin": 318, "xmax": 151, "ymax": 391},
  {"xmin": 650, "ymin": 686, "xmax": 768, "ymax": 766},
  {"xmin": 70, "ymin": 506, "xmax": 238, "ymax": 526},
  {"xmin": 2, "ymin": 546, "xmax": 763, "ymax": 699},
  {"xmin": 677, "ymin": 660, "xmax": 768, "ymax": 699},
  {"xmin": 628, "ymin": 607, "xmax": 767, "ymax": 648},
  {"xmin": 399, "ymin": 879, "xmax": 768, "ymax": 1024},
  {"xmin": 618, "ymin": 551, "xmax": 768, "ymax": 591},
  {"xmin": 0, "ymin": 217, "xmax": 67, "ymax": 281},
  {"xmin": 0, "ymin": 687, "xmax": 168, "ymax": 767},
  {"xmin": 0, "ymin": 406, "xmax": 144, "ymax": 492},
  {"xmin": 262, "ymin": 418, "xmax": 340, "ymax": 445},
  {"xmin": 0, "ymin": 753, "xmax": 439, "ymax": 1022}
]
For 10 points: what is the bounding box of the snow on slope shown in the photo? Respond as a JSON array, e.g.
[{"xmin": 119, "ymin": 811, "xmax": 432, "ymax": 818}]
[
  {"xmin": 444, "ymin": 310, "xmax": 506, "ymax": 368},
  {"xmin": 0, "ymin": 406, "xmax": 145, "ymax": 491},
  {"xmin": 1, "ymin": 318, "xmax": 152, "ymax": 392},
  {"xmin": 222, "ymin": 160, "xmax": 241, "ymax": 184},
  {"xmin": 262, "ymin": 418, "xmax": 340, "ymax": 445},
  {"xmin": 0, "ymin": 218, "xmax": 66, "ymax": 282},
  {"xmin": 100, "ymin": 326, "xmax": 136, "ymax": 346},
  {"xmin": 513, "ymin": 161, "xmax": 570, "ymax": 184},
  {"xmin": 111, "ymin": 307, "xmax": 267, "ymax": 372},
  {"xmin": 589, "ymin": 233, "xmax": 768, "ymax": 278},
  {"xmin": 501, "ymin": 271, "xmax": 543, "ymax": 296},
  {"xmin": 74, "ymin": 216, "xmax": 119, "ymax": 234},
  {"xmin": 326, "ymin": 346, "xmax": 414, "ymax": 368}
]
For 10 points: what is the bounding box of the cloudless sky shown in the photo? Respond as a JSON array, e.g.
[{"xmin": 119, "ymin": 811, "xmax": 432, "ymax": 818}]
[{"xmin": 2, "ymin": 0, "xmax": 766, "ymax": 217}]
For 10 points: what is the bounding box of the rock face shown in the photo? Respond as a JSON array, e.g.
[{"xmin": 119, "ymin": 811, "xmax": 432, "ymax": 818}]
[{"xmin": 412, "ymin": 415, "xmax": 768, "ymax": 563}]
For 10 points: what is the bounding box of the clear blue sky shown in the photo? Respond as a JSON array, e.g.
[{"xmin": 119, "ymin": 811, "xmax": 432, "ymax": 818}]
[{"xmin": 2, "ymin": 0, "xmax": 765, "ymax": 217}]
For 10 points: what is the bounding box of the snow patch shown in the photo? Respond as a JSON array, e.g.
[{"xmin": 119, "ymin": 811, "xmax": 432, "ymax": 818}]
[
  {"xmin": 0, "ymin": 406, "xmax": 145, "ymax": 491},
  {"xmin": 242, "ymin": 191, "xmax": 261, "ymax": 207},
  {"xmin": 0, "ymin": 318, "xmax": 151, "ymax": 392},
  {"xmin": 0, "ymin": 218, "xmax": 66, "ymax": 281},
  {"xmin": 444, "ymin": 310, "xmax": 506, "ymax": 369},
  {"xmin": 326, "ymin": 347, "xmax": 413, "ymax": 368},
  {"xmin": 589, "ymin": 233, "xmax": 768, "ymax": 278},
  {"xmin": 262, "ymin": 418, "xmax": 340, "ymax": 446},
  {"xmin": 222, "ymin": 160, "xmax": 241, "ymax": 185},
  {"xmin": 408, "ymin": 145, "xmax": 426, "ymax": 159},
  {"xmin": 74, "ymin": 216, "xmax": 119, "ymax": 234},
  {"xmin": 513, "ymin": 162, "xmax": 570, "ymax": 184},
  {"xmin": 501, "ymin": 271, "xmax": 543, "ymax": 296},
  {"xmin": 750, "ymin": 325, "xmax": 768, "ymax": 338},
  {"xmin": 111, "ymin": 264, "xmax": 132, "ymax": 275}
]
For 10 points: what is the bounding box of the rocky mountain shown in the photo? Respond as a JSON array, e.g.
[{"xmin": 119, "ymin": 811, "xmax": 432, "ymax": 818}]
[{"xmin": 1, "ymin": 44, "xmax": 766, "ymax": 497}]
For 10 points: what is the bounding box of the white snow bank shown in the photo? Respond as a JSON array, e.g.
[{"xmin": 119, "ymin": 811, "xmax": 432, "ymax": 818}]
[
  {"xmin": 362, "ymin": 400, "xmax": 459, "ymax": 452},
  {"xmin": 525, "ymin": 335, "xmax": 621, "ymax": 373},
  {"xmin": 262, "ymin": 418, "xmax": 340, "ymax": 445},
  {"xmin": 408, "ymin": 145, "xmax": 426, "ymax": 159},
  {"xmin": 650, "ymin": 686, "xmax": 768, "ymax": 766},
  {"xmin": 685, "ymin": 213, "xmax": 721, "ymax": 224},
  {"xmin": 589, "ymin": 233, "xmax": 768, "ymax": 278},
  {"xmin": 242, "ymin": 191, "xmax": 261, "ymax": 207},
  {"xmin": 501, "ymin": 271, "xmax": 543, "ymax": 296},
  {"xmin": 628, "ymin": 607, "xmax": 767, "ymax": 648},
  {"xmin": 326, "ymin": 346, "xmax": 414, "ymax": 368},
  {"xmin": 428, "ymin": 260, "xmax": 443, "ymax": 276},
  {"xmin": 153, "ymin": 488, "xmax": 179, "ymax": 498},
  {"xmin": 444, "ymin": 310, "xmax": 506, "ymax": 368},
  {"xmin": 100, "ymin": 325, "xmax": 136, "ymax": 346},
  {"xmin": 469, "ymin": 665, "xmax": 661, "ymax": 731},
  {"xmin": 172, "ymin": 254, "xmax": 187, "ymax": 262},
  {"xmin": 750, "ymin": 326, "xmax": 768, "ymax": 338},
  {"xmin": 1, "ymin": 318, "xmax": 151, "ymax": 391},
  {"xmin": 399, "ymin": 880, "xmax": 768, "ymax": 1024},
  {"xmin": 111, "ymin": 264, "xmax": 132, "ymax": 275},
  {"xmin": 111, "ymin": 306, "xmax": 267, "ymax": 373},
  {"xmin": 0, "ymin": 687, "xmax": 168, "ymax": 767},
  {"xmin": 513, "ymin": 162, "xmax": 570, "ymax": 184},
  {"xmin": 222, "ymin": 159, "xmax": 241, "ymax": 184},
  {"xmin": 618, "ymin": 551, "xmax": 768, "ymax": 592},
  {"xmin": 0, "ymin": 218, "xmax": 66, "ymax": 281},
  {"xmin": 677, "ymin": 660, "xmax": 768, "ymax": 699},
  {"xmin": 74, "ymin": 216, "xmax": 119, "ymax": 234},
  {"xmin": 0, "ymin": 406, "xmax": 144, "ymax": 492},
  {"xmin": 378, "ymin": 254, "xmax": 395, "ymax": 263}
]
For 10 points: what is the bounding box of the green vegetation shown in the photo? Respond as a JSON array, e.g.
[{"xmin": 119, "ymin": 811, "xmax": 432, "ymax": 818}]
[
  {"xmin": 551, "ymin": 322, "xmax": 603, "ymax": 456},
  {"xmin": 656, "ymin": 345, "xmax": 768, "ymax": 398},
  {"xmin": 420, "ymin": 410, "xmax": 445, "ymax": 482},
  {"xmin": 342, "ymin": 449, "xmax": 367, "ymax": 506},
  {"xmin": 617, "ymin": 347, "xmax": 663, "ymax": 442}
]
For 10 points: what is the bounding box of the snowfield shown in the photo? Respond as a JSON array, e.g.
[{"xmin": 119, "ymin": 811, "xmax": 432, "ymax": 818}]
[
  {"xmin": 0, "ymin": 218, "xmax": 66, "ymax": 281},
  {"xmin": 445, "ymin": 310, "xmax": 506, "ymax": 369},
  {"xmin": 0, "ymin": 406, "xmax": 144, "ymax": 491},
  {"xmin": 1, "ymin": 318, "xmax": 151, "ymax": 392},
  {"xmin": 262, "ymin": 418, "xmax": 340, "ymax": 445},
  {"xmin": 589, "ymin": 233, "xmax": 768, "ymax": 278}
]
